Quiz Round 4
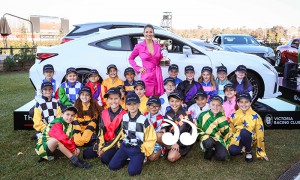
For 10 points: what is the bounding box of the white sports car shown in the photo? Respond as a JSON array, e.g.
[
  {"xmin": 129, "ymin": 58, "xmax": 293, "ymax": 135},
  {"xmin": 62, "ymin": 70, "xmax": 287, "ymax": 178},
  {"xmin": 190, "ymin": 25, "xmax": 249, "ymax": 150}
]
[{"xmin": 30, "ymin": 28, "xmax": 281, "ymax": 101}]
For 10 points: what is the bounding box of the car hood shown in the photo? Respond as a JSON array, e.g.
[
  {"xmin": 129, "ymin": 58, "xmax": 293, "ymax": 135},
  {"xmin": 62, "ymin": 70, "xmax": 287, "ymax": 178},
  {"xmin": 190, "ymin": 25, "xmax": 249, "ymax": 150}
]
[
  {"xmin": 204, "ymin": 49, "xmax": 271, "ymax": 73},
  {"xmin": 222, "ymin": 45, "xmax": 268, "ymax": 53}
]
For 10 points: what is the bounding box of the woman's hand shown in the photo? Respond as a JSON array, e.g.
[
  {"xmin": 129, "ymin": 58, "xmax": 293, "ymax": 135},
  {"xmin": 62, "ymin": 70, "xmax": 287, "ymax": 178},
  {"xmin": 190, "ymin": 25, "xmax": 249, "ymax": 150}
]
[{"xmin": 139, "ymin": 67, "xmax": 146, "ymax": 74}]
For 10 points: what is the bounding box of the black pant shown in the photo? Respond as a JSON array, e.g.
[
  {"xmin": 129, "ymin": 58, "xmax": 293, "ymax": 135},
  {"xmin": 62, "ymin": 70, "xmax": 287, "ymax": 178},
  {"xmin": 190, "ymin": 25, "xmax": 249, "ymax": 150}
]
[{"xmin": 202, "ymin": 137, "xmax": 228, "ymax": 161}]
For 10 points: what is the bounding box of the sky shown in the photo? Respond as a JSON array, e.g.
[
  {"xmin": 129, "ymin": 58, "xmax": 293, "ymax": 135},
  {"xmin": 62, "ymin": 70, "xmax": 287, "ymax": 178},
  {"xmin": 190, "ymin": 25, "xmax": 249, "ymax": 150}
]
[{"xmin": 1, "ymin": 0, "xmax": 300, "ymax": 29}]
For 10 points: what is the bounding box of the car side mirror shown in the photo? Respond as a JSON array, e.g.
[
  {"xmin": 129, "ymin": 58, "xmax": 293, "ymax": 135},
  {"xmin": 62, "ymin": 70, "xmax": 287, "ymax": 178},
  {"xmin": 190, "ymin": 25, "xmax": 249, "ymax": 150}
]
[{"xmin": 183, "ymin": 45, "xmax": 192, "ymax": 57}]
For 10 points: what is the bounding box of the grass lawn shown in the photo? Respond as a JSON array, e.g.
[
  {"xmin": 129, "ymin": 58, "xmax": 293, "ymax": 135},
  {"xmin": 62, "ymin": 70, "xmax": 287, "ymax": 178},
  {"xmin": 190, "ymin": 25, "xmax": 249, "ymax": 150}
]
[{"xmin": 1, "ymin": 72, "xmax": 300, "ymax": 179}]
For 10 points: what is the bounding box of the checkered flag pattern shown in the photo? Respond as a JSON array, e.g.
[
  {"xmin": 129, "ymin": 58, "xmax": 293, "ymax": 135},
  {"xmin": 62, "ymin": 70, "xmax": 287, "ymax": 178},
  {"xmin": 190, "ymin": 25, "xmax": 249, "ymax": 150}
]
[
  {"xmin": 61, "ymin": 81, "xmax": 83, "ymax": 103},
  {"xmin": 122, "ymin": 113, "xmax": 150, "ymax": 146},
  {"xmin": 37, "ymin": 98, "xmax": 59, "ymax": 124}
]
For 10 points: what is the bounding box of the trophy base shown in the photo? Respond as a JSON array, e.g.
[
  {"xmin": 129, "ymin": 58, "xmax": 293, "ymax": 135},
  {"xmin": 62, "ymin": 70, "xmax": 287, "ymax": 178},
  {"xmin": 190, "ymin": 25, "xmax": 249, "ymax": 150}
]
[{"xmin": 160, "ymin": 58, "xmax": 171, "ymax": 66}]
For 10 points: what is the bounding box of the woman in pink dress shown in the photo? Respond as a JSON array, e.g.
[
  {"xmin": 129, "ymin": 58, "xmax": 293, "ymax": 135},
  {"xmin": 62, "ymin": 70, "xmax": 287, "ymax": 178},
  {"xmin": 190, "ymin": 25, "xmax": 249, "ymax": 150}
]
[{"xmin": 129, "ymin": 24, "xmax": 164, "ymax": 97}]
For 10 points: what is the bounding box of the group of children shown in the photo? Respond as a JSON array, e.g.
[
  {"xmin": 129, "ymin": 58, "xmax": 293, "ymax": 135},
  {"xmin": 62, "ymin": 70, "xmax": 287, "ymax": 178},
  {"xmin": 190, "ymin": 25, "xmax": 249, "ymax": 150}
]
[{"xmin": 33, "ymin": 62, "xmax": 268, "ymax": 176}]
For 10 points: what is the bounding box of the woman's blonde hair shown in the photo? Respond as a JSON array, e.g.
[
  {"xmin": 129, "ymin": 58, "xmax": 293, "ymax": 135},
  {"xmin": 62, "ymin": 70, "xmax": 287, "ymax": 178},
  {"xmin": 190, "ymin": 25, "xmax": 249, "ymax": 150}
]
[{"xmin": 198, "ymin": 71, "xmax": 217, "ymax": 90}]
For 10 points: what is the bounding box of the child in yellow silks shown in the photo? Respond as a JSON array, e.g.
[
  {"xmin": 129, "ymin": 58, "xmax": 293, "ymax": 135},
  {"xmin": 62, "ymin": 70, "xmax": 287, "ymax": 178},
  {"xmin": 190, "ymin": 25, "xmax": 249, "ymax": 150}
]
[{"xmin": 228, "ymin": 93, "xmax": 269, "ymax": 162}]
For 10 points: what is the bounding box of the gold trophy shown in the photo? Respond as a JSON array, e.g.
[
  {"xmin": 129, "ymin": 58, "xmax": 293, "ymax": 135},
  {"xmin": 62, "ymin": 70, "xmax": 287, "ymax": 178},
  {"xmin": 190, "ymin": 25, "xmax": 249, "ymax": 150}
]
[{"xmin": 159, "ymin": 39, "xmax": 172, "ymax": 66}]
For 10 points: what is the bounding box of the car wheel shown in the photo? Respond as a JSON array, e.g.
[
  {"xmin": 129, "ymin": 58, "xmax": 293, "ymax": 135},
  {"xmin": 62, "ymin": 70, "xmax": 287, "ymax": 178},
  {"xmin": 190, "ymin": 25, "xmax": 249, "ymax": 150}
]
[
  {"xmin": 77, "ymin": 69, "xmax": 90, "ymax": 84},
  {"xmin": 275, "ymin": 51, "xmax": 282, "ymax": 67},
  {"xmin": 247, "ymin": 71, "xmax": 262, "ymax": 103}
]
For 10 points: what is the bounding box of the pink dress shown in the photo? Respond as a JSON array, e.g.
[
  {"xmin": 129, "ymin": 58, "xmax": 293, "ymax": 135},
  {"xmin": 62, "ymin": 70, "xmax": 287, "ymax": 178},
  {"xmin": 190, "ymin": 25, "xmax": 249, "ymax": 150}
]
[{"xmin": 129, "ymin": 40, "xmax": 164, "ymax": 96}]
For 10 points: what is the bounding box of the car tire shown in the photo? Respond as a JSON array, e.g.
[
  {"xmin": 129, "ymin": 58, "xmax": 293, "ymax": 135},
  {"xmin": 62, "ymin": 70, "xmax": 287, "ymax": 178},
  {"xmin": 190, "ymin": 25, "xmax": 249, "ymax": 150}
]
[
  {"xmin": 77, "ymin": 69, "xmax": 90, "ymax": 84},
  {"xmin": 247, "ymin": 71, "xmax": 263, "ymax": 103}
]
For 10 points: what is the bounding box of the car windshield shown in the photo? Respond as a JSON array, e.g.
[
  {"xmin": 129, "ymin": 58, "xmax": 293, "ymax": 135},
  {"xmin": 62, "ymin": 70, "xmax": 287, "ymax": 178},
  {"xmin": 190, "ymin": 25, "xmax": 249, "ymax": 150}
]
[{"xmin": 223, "ymin": 36, "xmax": 260, "ymax": 45}]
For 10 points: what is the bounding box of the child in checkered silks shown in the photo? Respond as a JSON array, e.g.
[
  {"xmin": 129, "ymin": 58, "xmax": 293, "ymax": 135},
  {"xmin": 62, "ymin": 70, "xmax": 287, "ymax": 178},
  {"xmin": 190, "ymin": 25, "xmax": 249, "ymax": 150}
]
[
  {"xmin": 108, "ymin": 93, "xmax": 157, "ymax": 176},
  {"xmin": 228, "ymin": 93, "xmax": 269, "ymax": 163},
  {"xmin": 73, "ymin": 86, "xmax": 103, "ymax": 147},
  {"xmin": 82, "ymin": 87, "xmax": 127, "ymax": 165},
  {"xmin": 33, "ymin": 82, "xmax": 62, "ymax": 140},
  {"xmin": 58, "ymin": 67, "xmax": 83, "ymax": 107},
  {"xmin": 156, "ymin": 91, "xmax": 193, "ymax": 163}
]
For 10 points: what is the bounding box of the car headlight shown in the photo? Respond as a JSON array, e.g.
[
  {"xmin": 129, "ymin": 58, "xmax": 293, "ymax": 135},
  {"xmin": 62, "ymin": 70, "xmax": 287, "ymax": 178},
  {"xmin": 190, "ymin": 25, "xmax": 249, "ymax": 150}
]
[{"xmin": 264, "ymin": 48, "xmax": 275, "ymax": 57}]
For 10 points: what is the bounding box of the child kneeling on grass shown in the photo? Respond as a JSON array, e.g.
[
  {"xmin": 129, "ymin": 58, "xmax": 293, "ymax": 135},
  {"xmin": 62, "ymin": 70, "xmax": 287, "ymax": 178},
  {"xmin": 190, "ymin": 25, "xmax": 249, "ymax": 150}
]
[
  {"xmin": 228, "ymin": 93, "xmax": 269, "ymax": 162},
  {"xmin": 197, "ymin": 95, "xmax": 230, "ymax": 161},
  {"xmin": 35, "ymin": 106, "xmax": 91, "ymax": 169},
  {"xmin": 157, "ymin": 91, "xmax": 193, "ymax": 163},
  {"xmin": 108, "ymin": 93, "xmax": 157, "ymax": 176}
]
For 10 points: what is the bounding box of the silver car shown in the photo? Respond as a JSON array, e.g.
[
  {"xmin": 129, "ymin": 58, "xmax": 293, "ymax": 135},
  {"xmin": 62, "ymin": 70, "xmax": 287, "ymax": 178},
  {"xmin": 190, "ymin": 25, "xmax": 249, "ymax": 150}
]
[{"xmin": 212, "ymin": 34, "xmax": 275, "ymax": 65}]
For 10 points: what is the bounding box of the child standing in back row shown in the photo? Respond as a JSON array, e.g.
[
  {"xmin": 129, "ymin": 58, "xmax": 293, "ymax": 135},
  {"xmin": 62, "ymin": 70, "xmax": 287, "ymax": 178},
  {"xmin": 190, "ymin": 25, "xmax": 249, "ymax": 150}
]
[
  {"xmin": 216, "ymin": 66, "xmax": 231, "ymax": 100},
  {"xmin": 59, "ymin": 67, "xmax": 83, "ymax": 107},
  {"xmin": 177, "ymin": 65, "xmax": 203, "ymax": 108},
  {"xmin": 165, "ymin": 64, "xmax": 182, "ymax": 86},
  {"xmin": 123, "ymin": 67, "xmax": 137, "ymax": 96},
  {"xmin": 198, "ymin": 66, "xmax": 218, "ymax": 100},
  {"xmin": 102, "ymin": 64, "xmax": 124, "ymax": 93},
  {"xmin": 230, "ymin": 65, "xmax": 253, "ymax": 97},
  {"xmin": 35, "ymin": 64, "xmax": 57, "ymax": 99},
  {"xmin": 85, "ymin": 69, "xmax": 105, "ymax": 107}
]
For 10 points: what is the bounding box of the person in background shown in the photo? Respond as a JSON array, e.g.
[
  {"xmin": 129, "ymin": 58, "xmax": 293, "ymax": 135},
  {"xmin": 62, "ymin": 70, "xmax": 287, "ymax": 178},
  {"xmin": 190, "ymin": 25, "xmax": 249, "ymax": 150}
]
[{"xmin": 129, "ymin": 24, "xmax": 164, "ymax": 97}]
